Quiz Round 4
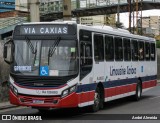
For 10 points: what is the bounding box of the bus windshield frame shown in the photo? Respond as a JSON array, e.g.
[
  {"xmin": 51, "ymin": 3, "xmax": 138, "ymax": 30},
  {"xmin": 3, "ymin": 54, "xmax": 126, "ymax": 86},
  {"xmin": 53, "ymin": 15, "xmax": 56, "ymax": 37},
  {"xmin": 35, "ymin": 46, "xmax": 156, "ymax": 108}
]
[{"xmin": 11, "ymin": 38, "xmax": 79, "ymax": 77}]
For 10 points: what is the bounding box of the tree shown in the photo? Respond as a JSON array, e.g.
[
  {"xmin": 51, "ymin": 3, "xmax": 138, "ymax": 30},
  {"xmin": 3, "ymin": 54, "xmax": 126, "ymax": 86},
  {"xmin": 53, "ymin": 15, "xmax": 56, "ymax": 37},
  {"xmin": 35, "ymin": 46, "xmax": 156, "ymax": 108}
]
[{"xmin": 115, "ymin": 21, "xmax": 124, "ymax": 28}]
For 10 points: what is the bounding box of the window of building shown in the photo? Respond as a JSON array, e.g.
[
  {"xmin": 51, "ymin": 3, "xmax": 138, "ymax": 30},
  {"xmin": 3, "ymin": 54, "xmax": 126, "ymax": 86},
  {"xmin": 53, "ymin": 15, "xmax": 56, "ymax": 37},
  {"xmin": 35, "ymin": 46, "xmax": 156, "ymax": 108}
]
[
  {"xmin": 105, "ymin": 35, "xmax": 114, "ymax": 61},
  {"xmin": 131, "ymin": 40, "xmax": 138, "ymax": 61},
  {"xmin": 115, "ymin": 37, "xmax": 123, "ymax": 61},
  {"xmin": 151, "ymin": 43, "xmax": 156, "ymax": 61},
  {"xmin": 145, "ymin": 42, "xmax": 150, "ymax": 61},
  {"xmin": 123, "ymin": 38, "xmax": 131, "ymax": 61},
  {"xmin": 138, "ymin": 41, "xmax": 144, "ymax": 61},
  {"xmin": 94, "ymin": 34, "xmax": 104, "ymax": 61}
]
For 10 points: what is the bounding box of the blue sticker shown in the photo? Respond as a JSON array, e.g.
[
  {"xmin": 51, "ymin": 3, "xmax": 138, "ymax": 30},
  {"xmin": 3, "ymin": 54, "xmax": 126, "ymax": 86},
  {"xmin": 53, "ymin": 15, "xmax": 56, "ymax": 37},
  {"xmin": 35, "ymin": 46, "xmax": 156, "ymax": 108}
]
[
  {"xmin": 141, "ymin": 66, "xmax": 143, "ymax": 72},
  {"xmin": 40, "ymin": 66, "xmax": 49, "ymax": 76}
]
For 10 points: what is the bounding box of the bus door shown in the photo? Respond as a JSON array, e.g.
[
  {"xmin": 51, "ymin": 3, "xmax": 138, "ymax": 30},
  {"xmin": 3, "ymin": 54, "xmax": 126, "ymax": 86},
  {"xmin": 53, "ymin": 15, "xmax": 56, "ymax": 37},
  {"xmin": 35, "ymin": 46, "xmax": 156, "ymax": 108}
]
[
  {"xmin": 93, "ymin": 34, "xmax": 105, "ymax": 85},
  {"xmin": 79, "ymin": 30, "xmax": 93, "ymax": 105}
]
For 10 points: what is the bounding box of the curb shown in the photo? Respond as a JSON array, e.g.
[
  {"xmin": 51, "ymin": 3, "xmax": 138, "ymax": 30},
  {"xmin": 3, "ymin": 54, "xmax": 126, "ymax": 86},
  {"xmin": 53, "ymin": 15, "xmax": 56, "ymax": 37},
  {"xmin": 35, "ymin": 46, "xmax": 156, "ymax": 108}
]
[{"xmin": 0, "ymin": 104, "xmax": 18, "ymax": 110}]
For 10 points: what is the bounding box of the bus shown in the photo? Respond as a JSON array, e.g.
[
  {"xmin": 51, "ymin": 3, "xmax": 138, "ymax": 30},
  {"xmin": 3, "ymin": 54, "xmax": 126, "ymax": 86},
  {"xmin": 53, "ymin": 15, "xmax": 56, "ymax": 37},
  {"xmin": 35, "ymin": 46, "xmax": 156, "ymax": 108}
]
[{"xmin": 3, "ymin": 21, "xmax": 157, "ymax": 112}]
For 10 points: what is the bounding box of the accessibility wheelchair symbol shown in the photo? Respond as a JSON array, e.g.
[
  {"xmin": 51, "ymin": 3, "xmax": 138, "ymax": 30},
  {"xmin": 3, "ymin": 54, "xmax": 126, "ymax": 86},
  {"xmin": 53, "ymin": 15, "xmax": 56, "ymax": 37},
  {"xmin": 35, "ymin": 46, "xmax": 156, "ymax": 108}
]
[{"xmin": 40, "ymin": 66, "xmax": 49, "ymax": 76}]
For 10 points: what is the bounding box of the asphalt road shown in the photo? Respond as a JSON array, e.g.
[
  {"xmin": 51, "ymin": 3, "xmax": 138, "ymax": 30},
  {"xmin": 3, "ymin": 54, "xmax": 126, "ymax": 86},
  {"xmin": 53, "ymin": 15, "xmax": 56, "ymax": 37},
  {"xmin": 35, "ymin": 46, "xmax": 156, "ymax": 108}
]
[{"xmin": 0, "ymin": 84, "xmax": 160, "ymax": 123}]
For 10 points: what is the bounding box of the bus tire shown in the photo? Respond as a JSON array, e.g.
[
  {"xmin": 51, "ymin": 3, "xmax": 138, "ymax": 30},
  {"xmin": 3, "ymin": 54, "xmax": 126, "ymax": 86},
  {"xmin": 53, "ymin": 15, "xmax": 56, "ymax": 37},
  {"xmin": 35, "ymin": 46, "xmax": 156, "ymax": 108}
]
[
  {"xmin": 133, "ymin": 81, "xmax": 142, "ymax": 101},
  {"xmin": 90, "ymin": 87, "xmax": 101, "ymax": 112},
  {"xmin": 38, "ymin": 109, "xmax": 49, "ymax": 114}
]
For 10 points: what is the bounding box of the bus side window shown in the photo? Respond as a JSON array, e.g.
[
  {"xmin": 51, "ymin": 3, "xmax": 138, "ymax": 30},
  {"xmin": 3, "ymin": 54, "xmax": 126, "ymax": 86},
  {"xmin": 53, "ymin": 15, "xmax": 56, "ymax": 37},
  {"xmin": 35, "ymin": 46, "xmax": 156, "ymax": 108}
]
[
  {"xmin": 138, "ymin": 41, "xmax": 144, "ymax": 61},
  {"xmin": 80, "ymin": 43, "xmax": 92, "ymax": 66},
  {"xmin": 145, "ymin": 42, "xmax": 150, "ymax": 61},
  {"xmin": 151, "ymin": 43, "xmax": 156, "ymax": 61},
  {"xmin": 94, "ymin": 34, "xmax": 104, "ymax": 62},
  {"xmin": 80, "ymin": 42, "xmax": 93, "ymax": 79},
  {"xmin": 131, "ymin": 40, "xmax": 138, "ymax": 61},
  {"xmin": 115, "ymin": 37, "xmax": 123, "ymax": 61},
  {"xmin": 123, "ymin": 38, "xmax": 131, "ymax": 61},
  {"xmin": 105, "ymin": 35, "xmax": 114, "ymax": 61}
]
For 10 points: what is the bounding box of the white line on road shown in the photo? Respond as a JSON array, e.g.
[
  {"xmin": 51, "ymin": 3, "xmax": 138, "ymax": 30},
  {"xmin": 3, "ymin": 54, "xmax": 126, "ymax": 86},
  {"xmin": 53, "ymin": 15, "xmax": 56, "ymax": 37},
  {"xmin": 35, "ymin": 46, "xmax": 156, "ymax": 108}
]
[{"xmin": 149, "ymin": 95, "xmax": 160, "ymax": 100}]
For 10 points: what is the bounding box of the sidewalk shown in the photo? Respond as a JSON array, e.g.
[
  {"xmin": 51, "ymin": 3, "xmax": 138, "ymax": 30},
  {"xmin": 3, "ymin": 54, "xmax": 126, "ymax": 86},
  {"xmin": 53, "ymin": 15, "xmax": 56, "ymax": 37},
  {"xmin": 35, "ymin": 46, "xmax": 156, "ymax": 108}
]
[
  {"xmin": 0, "ymin": 101, "xmax": 18, "ymax": 110},
  {"xmin": 0, "ymin": 80, "xmax": 160, "ymax": 110}
]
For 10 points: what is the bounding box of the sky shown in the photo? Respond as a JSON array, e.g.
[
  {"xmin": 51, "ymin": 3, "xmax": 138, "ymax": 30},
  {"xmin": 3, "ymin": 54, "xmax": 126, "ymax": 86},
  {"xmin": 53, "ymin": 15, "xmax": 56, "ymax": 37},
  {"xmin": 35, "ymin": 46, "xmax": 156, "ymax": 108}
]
[{"xmin": 120, "ymin": 10, "xmax": 160, "ymax": 28}]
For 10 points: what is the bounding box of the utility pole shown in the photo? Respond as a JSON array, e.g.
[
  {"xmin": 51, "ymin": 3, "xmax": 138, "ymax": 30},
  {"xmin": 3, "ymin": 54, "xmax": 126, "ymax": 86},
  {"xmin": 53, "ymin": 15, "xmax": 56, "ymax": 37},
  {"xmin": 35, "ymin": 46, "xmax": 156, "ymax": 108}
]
[
  {"xmin": 136, "ymin": 0, "xmax": 139, "ymax": 34},
  {"xmin": 28, "ymin": 0, "xmax": 40, "ymax": 22},
  {"xmin": 63, "ymin": 0, "xmax": 72, "ymax": 20},
  {"xmin": 117, "ymin": 0, "xmax": 120, "ymax": 25},
  {"xmin": 128, "ymin": 0, "xmax": 132, "ymax": 33},
  {"xmin": 136, "ymin": 0, "xmax": 143, "ymax": 35},
  {"xmin": 132, "ymin": 0, "xmax": 135, "ymax": 34}
]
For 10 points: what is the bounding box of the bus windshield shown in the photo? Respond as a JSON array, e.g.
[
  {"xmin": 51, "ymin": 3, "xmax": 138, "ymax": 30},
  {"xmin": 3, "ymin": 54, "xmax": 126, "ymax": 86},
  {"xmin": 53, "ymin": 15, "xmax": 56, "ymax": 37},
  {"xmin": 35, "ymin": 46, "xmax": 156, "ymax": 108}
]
[{"xmin": 12, "ymin": 39, "xmax": 78, "ymax": 76}]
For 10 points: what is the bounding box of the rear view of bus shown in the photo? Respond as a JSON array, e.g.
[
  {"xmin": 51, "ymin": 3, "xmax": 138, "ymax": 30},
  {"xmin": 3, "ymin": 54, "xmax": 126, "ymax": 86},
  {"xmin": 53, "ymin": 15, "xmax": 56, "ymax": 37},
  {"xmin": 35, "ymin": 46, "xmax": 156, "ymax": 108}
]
[{"xmin": 3, "ymin": 22, "xmax": 80, "ymax": 111}]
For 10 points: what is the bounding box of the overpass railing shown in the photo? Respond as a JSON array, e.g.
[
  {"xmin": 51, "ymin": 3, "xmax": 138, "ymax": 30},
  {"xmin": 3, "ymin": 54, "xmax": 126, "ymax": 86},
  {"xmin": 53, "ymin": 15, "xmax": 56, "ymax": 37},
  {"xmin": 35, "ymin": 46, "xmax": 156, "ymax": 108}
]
[
  {"xmin": 38, "ymin": 0, "xmax": 160, "ymax": 15},
  {"xmin": 0, "ymin": 17, "xmax": 27, "ymax": 30}
]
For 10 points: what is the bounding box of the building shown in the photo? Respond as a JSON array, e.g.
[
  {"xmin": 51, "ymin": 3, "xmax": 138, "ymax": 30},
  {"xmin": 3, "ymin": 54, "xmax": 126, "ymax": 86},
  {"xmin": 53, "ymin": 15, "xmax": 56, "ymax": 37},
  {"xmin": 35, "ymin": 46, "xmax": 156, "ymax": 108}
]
[
  {"xmin": 39, "ymin": 0, "xmax": 63, "ymax": 15},
  {"xmin": 15, "ymin": 0, "xmax": 63, "ymax": 14},
  {"xmin": 138, "ymin": 16, "xmax": 160, "ymax": 37},
  {"xmin": 15, "ymin": 0, "xmax": 28, "ymax": 12},
  {"xmin": 0, "ymin": 0, "xmax": 15, "ymax": 13}
]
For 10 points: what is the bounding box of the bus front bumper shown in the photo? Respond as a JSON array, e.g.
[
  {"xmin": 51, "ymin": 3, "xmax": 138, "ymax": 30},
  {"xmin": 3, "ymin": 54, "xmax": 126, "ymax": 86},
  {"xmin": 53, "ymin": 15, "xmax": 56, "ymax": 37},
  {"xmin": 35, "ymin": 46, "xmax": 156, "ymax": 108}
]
[{"xmin": 9, "ymin": 90, "xmax": 79, "ymax": 108}]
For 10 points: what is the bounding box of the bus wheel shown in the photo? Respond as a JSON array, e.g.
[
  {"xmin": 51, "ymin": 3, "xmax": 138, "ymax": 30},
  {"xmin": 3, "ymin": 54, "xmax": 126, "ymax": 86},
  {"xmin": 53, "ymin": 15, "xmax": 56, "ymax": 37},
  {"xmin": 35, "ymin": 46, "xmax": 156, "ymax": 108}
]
[
  {"xmin": 90, "ymin": 87, "xmax": 101, "ymax": 112},
  {"xmin": 133, "ymin": 81, "xmax": 142, "ymax": 101},
  {"xmin": 38, "ymin": 109, "xmax": 50, "ymax": 114}
]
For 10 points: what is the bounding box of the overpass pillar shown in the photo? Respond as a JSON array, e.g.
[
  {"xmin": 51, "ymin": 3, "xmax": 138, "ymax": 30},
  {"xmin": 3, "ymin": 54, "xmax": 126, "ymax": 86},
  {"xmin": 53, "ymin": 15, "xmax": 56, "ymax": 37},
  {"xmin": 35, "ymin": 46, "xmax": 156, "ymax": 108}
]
[
  {"xmin": 29, "ymin": 0, "xmax": 40, "ymax": 22},
  {"xmin": 63, "ymin": 0, "xmax": 72, "ymax": 20}
]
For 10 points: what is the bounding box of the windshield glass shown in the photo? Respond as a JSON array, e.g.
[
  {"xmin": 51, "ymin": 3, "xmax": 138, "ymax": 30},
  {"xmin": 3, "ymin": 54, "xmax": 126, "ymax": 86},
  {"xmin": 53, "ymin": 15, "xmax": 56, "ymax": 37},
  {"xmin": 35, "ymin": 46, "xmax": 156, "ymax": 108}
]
[{"xmin": 12, "ymin": 40, "xmax": 78, "ymax": 76}]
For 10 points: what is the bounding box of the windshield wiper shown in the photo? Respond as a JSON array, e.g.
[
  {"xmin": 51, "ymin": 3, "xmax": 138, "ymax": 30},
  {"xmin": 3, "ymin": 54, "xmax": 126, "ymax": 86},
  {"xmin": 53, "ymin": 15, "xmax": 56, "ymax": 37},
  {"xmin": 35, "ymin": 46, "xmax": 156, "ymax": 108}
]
[
  {"xmin": 25, "ymin": 37, "xmax": 38, "ymax": 68},
  {"xmin": 25, "ymin": 37, "xmax": 37, "ymax": 54},
  {"xmin": 48, "ymin": 37, "xmax": 61, "ymax": 65}
]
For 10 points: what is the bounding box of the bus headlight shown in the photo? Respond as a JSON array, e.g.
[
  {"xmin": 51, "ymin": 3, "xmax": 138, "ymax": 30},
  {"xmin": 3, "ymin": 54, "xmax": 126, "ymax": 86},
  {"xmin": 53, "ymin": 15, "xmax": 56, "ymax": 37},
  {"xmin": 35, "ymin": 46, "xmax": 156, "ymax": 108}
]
[
  {"xmin": 61, "ymin": 85, "xmax": 77, "ymax": 98},
  {"xmin": 9, "ymin": 83, "xmax": 18, "ymax": 96},
  {"xmin": 62, "ymin": 90, "xmax": 69, "ymax": 97},
  {"xmin": 13, "ymin": 87, "xmax": 18, "ymax": 96}
]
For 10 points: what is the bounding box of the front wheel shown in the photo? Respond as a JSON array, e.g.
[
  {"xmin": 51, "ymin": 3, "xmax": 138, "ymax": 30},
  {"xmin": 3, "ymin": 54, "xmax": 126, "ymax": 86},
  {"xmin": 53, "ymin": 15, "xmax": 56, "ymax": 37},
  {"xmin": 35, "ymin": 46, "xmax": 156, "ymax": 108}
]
[{"xmin": 89, "ymin": 87, "xmax": 101, "ymax": 112}]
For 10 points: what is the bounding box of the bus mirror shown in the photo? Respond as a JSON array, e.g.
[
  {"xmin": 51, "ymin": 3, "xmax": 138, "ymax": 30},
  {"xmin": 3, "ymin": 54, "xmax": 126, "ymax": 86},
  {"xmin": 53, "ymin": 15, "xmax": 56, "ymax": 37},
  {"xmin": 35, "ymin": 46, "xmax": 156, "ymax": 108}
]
[
  {"xmin": 3, "ymin": 40, "xmax": 13, "ymax": 64},
  {"xmin": 3, "ymin": 45, "xmax": 7, "ymax": 58}
]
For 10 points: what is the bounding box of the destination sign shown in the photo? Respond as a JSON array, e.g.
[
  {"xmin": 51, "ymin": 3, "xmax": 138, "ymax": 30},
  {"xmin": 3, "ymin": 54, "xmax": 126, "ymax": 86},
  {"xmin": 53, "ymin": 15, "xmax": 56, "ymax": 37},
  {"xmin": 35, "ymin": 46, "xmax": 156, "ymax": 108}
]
[{"xmin": 20, "ymin": 25, "xmax": 68, "ymax": 35}]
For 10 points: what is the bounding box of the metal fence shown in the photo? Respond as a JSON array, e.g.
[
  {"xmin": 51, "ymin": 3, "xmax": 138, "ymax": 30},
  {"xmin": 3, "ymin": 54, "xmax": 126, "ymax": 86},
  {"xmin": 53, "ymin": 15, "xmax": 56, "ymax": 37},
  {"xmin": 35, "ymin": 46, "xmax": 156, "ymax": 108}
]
[{"xmin": 0, "ymin": 17, "xmax": 27, "ymax": 30}]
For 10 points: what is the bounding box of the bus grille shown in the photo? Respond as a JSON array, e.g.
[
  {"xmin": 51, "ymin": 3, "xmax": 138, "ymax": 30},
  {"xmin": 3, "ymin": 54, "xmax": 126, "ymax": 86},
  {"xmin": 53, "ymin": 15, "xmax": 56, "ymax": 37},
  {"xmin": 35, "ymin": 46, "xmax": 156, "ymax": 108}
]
[
  {"xmin": 15, "ymin": 79, "xmax": 65, "ymax": 88},
  {"xmin": 11, "ymin": 74, "xmax": 76, "ymax": 88}
]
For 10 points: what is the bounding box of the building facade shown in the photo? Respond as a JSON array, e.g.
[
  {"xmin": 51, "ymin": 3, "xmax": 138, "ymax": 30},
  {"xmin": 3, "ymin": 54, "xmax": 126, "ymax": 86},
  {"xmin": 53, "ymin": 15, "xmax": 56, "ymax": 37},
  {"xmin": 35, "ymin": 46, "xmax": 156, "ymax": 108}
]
[
  {"xmin": 0, "ymin": 0, "xmax": 15, "ymax": 13},
  {"xmin": 139, "ymin": 16, "xmax": 160, "ymax": 37}
]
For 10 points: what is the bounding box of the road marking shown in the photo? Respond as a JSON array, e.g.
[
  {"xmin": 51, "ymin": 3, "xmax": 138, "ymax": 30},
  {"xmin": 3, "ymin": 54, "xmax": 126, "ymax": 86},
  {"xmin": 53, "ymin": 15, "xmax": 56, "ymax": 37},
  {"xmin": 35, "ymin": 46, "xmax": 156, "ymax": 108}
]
[{"xmin": 149, "ymin": 95, "xmax": 160, "ymax": 100}]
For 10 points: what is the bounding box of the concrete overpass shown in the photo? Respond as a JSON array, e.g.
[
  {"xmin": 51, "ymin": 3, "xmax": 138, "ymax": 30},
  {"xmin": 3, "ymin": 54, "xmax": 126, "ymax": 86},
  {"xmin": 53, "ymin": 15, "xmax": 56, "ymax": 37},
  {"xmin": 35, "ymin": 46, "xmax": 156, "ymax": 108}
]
[{"xmin": 40, "ymin": 0, "xmax": 160, "ymax": 21}]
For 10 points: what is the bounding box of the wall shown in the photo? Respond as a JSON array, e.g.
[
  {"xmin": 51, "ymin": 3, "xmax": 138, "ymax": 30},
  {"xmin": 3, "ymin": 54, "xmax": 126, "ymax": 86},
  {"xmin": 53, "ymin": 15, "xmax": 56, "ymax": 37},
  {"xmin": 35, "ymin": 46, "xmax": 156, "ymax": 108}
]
[{"xmin": 0, "ymin": 40, "xmax": 10, "ymax": 102}]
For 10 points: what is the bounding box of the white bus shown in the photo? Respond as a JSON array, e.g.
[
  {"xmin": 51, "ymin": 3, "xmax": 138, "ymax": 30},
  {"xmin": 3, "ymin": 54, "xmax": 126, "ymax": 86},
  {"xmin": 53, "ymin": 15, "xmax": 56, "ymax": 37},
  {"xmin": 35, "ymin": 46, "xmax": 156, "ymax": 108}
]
[{"xmin": 3, "ymin": 21, "xmax": 157, "ymax": 112}]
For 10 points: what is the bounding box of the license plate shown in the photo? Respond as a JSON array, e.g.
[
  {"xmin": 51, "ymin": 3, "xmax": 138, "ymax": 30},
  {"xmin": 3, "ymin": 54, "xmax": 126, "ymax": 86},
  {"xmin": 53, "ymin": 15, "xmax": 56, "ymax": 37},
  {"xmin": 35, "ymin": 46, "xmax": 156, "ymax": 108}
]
[{"xmin": 33, "ymin": 100, "xmax": 44, "ymax": 104}]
